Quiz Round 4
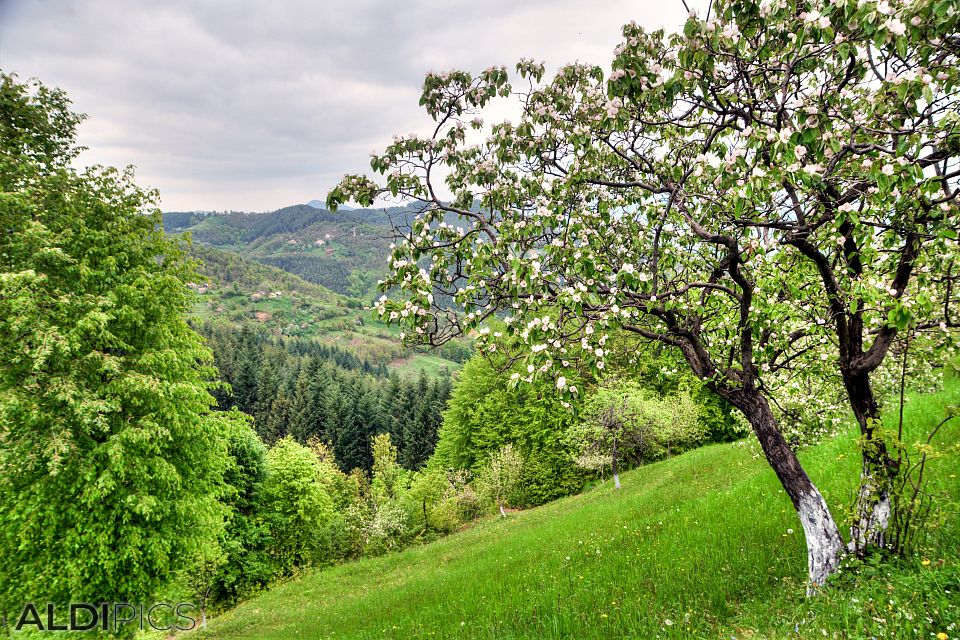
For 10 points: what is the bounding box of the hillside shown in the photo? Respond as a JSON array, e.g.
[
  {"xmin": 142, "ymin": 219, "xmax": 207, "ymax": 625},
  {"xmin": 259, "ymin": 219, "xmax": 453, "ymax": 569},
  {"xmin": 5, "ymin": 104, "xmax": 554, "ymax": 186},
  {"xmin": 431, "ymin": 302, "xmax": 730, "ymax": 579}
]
[
  {"xmin": 184, "ymin": 242, "xmax": 466, "ymax": 375},
  {"xmin": 193, "ymin": 383, "xmax": 960, "ymax": 639}
]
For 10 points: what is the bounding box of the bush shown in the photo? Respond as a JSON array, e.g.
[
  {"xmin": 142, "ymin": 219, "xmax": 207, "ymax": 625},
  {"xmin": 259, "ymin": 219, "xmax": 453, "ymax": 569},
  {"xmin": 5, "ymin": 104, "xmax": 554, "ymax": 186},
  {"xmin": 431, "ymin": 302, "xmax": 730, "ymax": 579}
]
[{"xmin": 476, "ymin": 445, "xmax": 524, "ymax": 516}]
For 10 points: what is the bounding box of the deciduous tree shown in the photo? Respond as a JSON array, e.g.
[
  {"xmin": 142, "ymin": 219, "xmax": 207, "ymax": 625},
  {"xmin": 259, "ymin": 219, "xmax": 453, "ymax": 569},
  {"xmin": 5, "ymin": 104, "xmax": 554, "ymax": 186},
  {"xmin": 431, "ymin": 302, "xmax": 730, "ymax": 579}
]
[
  {"xmin": 0, "ymin": 72, "xmax": 239, "ymax": 625},
  {"xmin": 329, "ymin": 0, "xmax": 960, "ymax": 589}
]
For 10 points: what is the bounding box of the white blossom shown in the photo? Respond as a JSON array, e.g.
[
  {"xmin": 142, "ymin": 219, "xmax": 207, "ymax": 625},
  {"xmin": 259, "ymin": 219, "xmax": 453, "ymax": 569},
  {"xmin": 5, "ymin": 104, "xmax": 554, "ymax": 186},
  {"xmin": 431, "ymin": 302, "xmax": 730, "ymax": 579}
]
[{"xmin": 884, "ymin": 17, "xmax": 906, "ymax": 36}]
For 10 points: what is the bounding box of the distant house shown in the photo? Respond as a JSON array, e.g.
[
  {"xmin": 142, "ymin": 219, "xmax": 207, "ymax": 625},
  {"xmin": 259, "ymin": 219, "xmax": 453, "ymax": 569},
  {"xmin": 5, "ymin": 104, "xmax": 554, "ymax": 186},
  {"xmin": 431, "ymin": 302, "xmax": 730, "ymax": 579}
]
[
  {"xmin": 187, "ymin": 282, "xmax": 210, "ymax": 294},
  {"xmin": 250, "ymin": 291, "xmax": 265, "ymax": 301}
]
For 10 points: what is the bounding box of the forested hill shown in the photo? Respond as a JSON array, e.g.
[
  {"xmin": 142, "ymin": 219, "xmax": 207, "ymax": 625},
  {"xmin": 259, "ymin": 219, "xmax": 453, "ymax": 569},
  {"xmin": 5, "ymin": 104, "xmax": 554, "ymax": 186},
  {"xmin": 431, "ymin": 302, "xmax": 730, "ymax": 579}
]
[
  {"xmin": 198, "ymin": 322, "xmax": 452, "ymax": 471},
  {"xmin": 164, "ymin": 203, "xmax": 419, "ymax": 299},
  {"xmin": 184, "ymin": 242, "xmax": 466, "ymax": 370}
]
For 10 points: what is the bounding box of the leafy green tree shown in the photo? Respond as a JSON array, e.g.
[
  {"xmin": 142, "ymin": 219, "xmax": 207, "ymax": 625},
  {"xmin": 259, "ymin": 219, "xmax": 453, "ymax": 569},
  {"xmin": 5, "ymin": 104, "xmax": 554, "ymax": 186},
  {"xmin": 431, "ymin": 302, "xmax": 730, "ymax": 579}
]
[
  {"xmin": 371, "ymin": 432, "xmax": 408, "ymax": 507},
  {"xmin": 606, "ymin": 336, "xmax": 745, "ymax": 444},
  {"xmin": 260, "ymin": 437, "xmax": 335, "ymax": 575},
  {"xmin": 181, "ymin": 542, "xmax": 226, "ymax": 628},
  {"xmin": 570, "ymin": 379, "xmax": 704, "ymax": 489},
  {"xmin": 405, "ymin": 469, "xmax": 456, "ymax": 533},
  {"xmin": 432, "ymin": 353, "xmax": 587, "ymax": 505},
  {"xmin": 479, "ymin": 445, "xmax": 524, "ymax": 517},
  {"xmin": 0, "ymin": 72, "xmax": 237, "ymax": 628},
  {"xmin": 215, "ymin": 412, "xmax": 272, "ymax": 603},
  {"xmin": 305, "ymin": 438, "xmax": 363, "ymax": 560}
]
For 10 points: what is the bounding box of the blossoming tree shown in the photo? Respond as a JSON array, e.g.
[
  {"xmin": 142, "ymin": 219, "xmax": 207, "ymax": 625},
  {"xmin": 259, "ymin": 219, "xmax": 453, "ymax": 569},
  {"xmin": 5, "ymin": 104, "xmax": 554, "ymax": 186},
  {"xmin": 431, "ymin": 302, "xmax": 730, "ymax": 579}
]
[{"xmin": 329, "ymin": 0, "xmax": 959, "ymax": 589}]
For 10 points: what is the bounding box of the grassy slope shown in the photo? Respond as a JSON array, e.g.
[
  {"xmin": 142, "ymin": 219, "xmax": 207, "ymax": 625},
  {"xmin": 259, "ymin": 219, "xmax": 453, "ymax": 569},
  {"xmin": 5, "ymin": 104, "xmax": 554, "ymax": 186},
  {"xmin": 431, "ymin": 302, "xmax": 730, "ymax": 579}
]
[{"xmin": 196, "ymin": 382, "xmax": 960, "ymax": 640}]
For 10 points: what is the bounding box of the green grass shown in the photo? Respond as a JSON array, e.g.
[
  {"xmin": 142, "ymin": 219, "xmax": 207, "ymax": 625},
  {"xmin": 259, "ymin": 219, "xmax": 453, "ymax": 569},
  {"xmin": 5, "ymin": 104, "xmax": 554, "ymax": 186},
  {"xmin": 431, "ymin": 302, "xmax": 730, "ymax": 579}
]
[
  {"xmin": 194, "ymin": 382, "xmax": 960, "ymax": 640},
  {"xmin": 389, "ymin": 353, "xmax": 461, "ymax": 378}
]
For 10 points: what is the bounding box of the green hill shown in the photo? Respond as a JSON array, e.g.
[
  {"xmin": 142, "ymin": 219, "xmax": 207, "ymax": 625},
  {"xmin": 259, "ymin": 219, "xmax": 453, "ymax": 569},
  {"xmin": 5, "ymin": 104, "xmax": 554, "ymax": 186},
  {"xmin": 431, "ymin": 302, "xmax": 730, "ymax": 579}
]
[
  {"xmin": 193, "ymin": 382, "xmax": 960, "ymax": 639},
  {"xmin": 184, "ymin": 243, "xmax": 465, "ymax": 375}
]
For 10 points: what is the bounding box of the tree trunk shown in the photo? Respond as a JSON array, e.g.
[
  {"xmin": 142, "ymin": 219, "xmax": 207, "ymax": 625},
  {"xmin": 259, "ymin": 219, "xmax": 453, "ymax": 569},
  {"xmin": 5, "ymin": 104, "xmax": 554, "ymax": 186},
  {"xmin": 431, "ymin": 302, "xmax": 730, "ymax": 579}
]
[
  {"xmin": 728, "ymin": 389, "xmax": 846, "ymax": 592},
  {"xmin": 612, "ymin": 436, "xmax": 621, "ymax": 490},
  {"xmin": 843, "ymin": 371, "xmax": 896, "ymax": 554},
  {"xmin": 498, "ymin": 499, "xmax": 506, "ymax": 518}
]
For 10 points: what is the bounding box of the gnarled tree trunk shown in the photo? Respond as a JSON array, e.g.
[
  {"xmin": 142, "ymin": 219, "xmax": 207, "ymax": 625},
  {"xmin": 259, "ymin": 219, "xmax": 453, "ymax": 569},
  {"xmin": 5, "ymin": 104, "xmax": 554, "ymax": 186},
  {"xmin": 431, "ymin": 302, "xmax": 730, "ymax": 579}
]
[{"xmin": 726, "ymin": 389, "xmax": 846, "ymax": 592}]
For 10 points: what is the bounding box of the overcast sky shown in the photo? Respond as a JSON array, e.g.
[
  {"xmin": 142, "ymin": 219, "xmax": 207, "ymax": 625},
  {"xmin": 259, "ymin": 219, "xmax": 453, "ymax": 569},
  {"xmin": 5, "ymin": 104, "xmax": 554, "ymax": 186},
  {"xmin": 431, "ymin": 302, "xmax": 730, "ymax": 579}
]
[{"xmin": 0, "ymin": 0, "xmax": 695, "ymax": 211}]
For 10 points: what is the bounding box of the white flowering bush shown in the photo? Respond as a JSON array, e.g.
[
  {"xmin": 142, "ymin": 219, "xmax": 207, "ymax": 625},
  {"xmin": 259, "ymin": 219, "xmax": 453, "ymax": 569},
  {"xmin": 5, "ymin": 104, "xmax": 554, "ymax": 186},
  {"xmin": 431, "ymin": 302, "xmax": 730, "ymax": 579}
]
[
  {"xmin": 330, "ymin": 0, "xmax": 959, "ymax": 588},
  {"xmin": 363, "ymin": 503, "xmax": 410, "ymax": 556}
]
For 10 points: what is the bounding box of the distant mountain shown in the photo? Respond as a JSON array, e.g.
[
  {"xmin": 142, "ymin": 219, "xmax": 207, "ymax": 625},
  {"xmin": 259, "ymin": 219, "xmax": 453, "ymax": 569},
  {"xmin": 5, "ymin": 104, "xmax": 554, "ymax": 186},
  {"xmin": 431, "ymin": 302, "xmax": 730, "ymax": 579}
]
[
  {"xmin": 306, "ymin": 199, "xmax": 354, "ymax": 210},
  {"xmin": 164, "ymin": 203, "xmax": 409, "ymax": 299}
]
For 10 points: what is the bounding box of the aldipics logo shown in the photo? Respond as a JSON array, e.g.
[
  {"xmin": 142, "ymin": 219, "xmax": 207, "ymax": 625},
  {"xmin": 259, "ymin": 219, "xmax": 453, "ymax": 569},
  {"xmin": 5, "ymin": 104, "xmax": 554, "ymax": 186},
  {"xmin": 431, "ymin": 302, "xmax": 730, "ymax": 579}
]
[{"xmin": 7, "ymin": 602, "xmax": 201, "ymax": 633}]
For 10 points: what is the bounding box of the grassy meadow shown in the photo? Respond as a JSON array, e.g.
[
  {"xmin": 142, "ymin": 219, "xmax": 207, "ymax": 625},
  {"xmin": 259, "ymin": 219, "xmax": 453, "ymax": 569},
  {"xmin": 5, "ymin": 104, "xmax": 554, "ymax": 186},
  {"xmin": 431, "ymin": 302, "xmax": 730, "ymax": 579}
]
[{"xmin": 190, "ymin": 380, "xmax": 960, "ymax": 640}]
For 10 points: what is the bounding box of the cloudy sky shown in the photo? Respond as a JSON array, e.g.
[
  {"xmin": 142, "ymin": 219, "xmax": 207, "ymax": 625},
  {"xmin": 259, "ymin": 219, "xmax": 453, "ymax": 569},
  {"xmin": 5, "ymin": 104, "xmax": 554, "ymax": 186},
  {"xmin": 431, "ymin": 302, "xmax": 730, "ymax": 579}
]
[{"xmin": 0, "ymin": 0, "xmax": 695, "ymax": 211}]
